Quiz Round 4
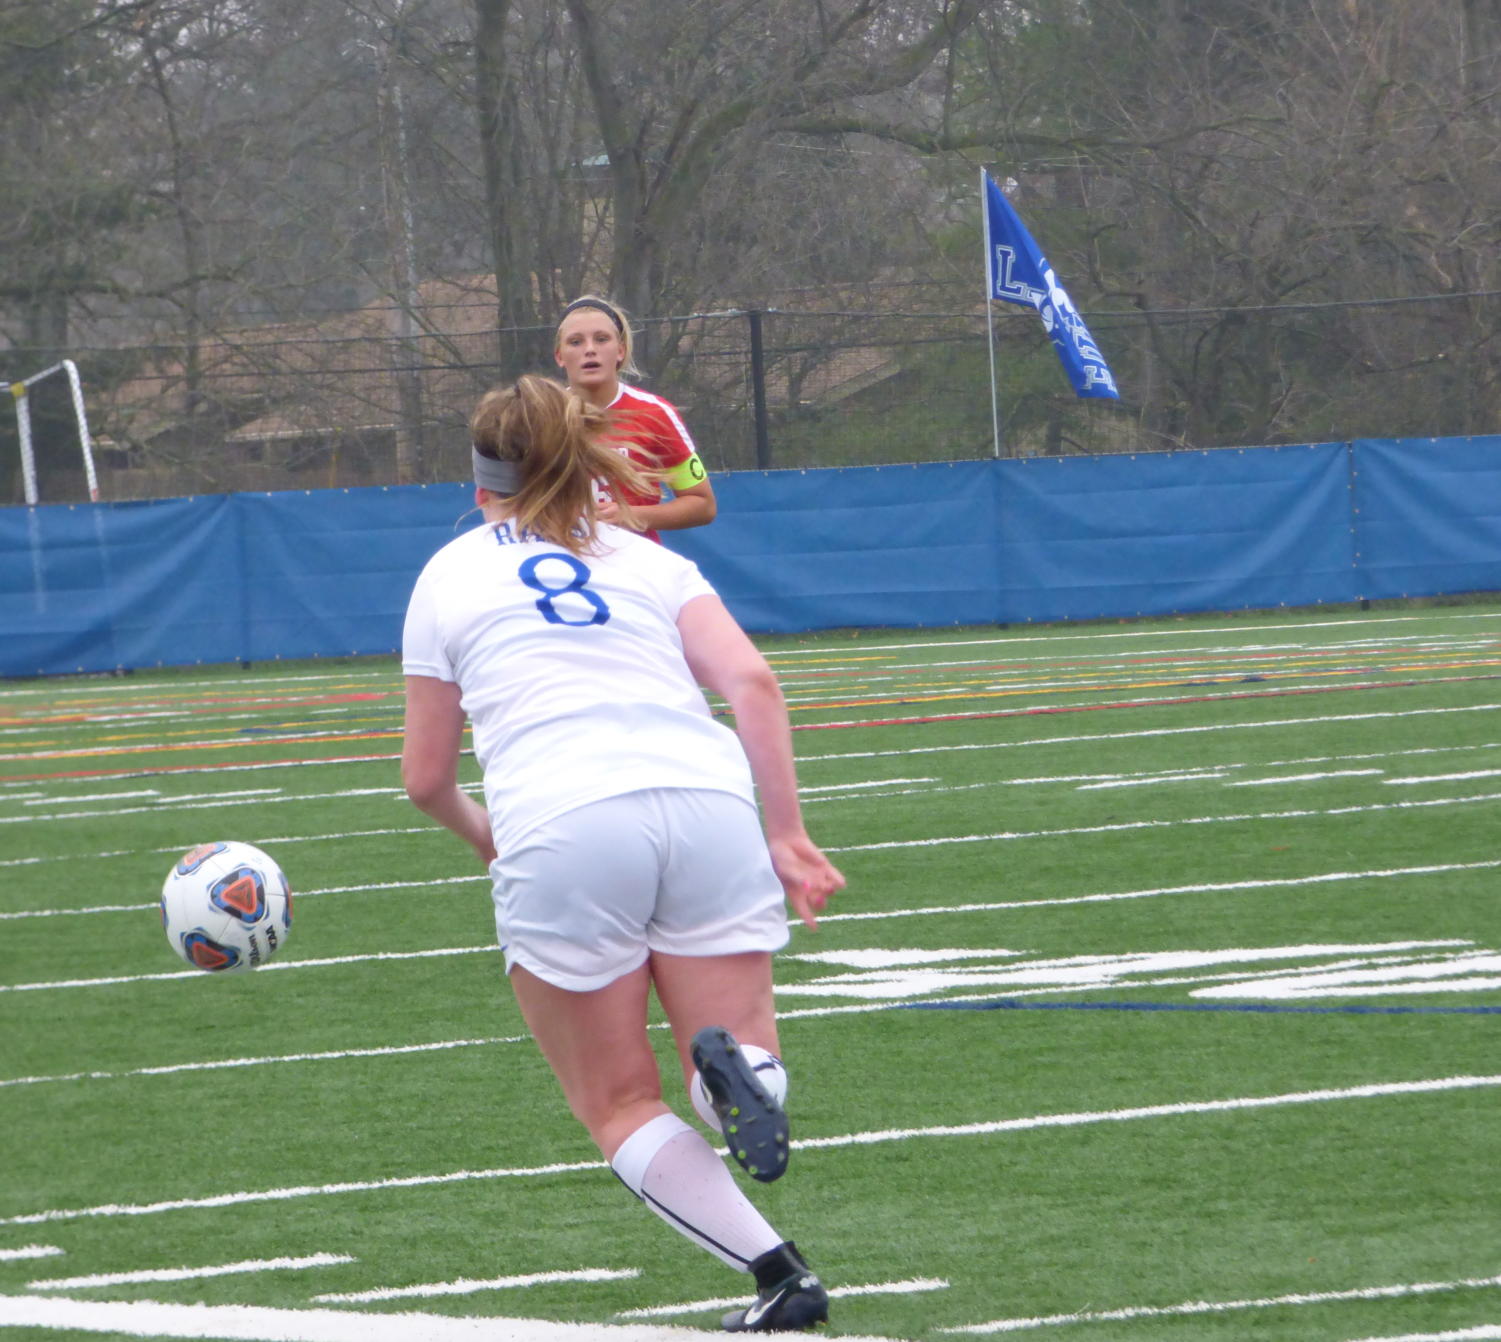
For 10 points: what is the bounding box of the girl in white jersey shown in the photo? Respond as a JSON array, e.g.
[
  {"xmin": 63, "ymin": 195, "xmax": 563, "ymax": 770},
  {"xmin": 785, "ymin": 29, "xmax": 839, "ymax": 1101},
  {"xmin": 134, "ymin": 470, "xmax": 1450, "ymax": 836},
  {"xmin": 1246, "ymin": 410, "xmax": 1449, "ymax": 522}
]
[
  {"xmin": 554, "ymin": 294, "xmax": 716, "ymax": 542},
  {"xmin": 401, "ymin": 375, "xmax": 844, "ymax": 1333}
]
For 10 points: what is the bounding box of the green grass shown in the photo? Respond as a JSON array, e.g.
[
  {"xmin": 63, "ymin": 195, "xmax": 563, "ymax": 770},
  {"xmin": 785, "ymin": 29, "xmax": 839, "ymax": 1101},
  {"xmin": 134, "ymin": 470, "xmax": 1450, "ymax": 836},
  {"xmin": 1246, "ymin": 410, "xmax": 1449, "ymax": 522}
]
[{"xmin": 2, "ymin": 603, "xmax": 1500, "ymax": 1341}]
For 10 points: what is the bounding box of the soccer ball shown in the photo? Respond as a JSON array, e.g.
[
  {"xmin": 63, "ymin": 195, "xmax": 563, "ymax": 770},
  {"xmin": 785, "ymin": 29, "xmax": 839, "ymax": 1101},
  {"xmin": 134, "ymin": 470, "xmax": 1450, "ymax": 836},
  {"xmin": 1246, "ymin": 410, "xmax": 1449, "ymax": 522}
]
[
  {"xmin": 691, "ymin": 1044, "xmax": 787, "ymax": 1134},
  {"xmin": 160, "ymin": 841, "xmax": 292, "ymax": 972}
]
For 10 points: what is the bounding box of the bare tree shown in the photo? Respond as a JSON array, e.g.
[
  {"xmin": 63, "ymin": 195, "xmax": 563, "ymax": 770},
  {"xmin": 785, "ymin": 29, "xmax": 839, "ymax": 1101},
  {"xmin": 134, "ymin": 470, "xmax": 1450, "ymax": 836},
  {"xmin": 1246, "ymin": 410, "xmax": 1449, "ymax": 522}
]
[
  {"xmin": 555, "ymin": 0, "xmax": 984, "ymax": 365},
  {"xmin": 473, "ymin": 0, "xmax": 596, "ymax": 376},
  {"xmin": 953, "ymin": 0, "xmax": 1501, "ymax": 447},
  {"xmin": 0, "ymin": 2, "xmax": 141, "ymax": 355},
  {"xmin": 9, "ymin": 0, "xmax": 1500, "ymax": 495}
]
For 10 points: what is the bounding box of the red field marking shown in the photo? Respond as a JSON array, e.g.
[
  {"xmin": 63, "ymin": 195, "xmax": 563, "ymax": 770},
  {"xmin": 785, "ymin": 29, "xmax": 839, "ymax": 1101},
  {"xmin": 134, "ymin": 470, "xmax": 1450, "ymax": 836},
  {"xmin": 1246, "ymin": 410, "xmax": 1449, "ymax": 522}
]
[
  {"xmin": 781, "ymin": 659, "xmax": 1501, "ymax": 718},
  {"xmin": 774, "ymin": 643, "xmax": 1501, "ymax": 682},
  {"xmin": 788, "ymin": 672, "xmax": 1501, "ymax": 730},
  {"xmin": 1, "ymin": 744, "xmax": 405, "ymax": 786},
  {"xmin": 83, "ymin": 714, "xmax": 399, "ymax": 748},
  {"xmin": 0, "ymin": 728, "xmax": 403, "ymax": 766},
  {"xmin": 3, "ymin": 691, "xmax": 396, "ymax": 728},
  {"xmin": 7, "ymin": 667, "xmax": 1498, "ymax": 781},
  {"xmin": 1, "ymin": 751, "xmax": 406, "ymax": 785}
]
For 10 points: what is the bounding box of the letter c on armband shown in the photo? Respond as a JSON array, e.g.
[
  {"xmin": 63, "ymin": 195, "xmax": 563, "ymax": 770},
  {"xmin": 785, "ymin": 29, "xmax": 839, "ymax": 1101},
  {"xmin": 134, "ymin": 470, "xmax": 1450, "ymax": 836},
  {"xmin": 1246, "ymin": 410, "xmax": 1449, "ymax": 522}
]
[{"xmin": 664, "ymin": 453, "xmax": 707, "ymax": 490}]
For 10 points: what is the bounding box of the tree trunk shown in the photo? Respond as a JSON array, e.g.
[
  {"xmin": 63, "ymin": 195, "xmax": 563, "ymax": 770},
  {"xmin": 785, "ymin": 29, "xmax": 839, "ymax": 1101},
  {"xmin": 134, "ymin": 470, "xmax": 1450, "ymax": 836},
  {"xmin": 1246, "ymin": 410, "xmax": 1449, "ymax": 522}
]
[{"xmin": 474, "ymin": 0, "xmax": 548, "ymax": 378}]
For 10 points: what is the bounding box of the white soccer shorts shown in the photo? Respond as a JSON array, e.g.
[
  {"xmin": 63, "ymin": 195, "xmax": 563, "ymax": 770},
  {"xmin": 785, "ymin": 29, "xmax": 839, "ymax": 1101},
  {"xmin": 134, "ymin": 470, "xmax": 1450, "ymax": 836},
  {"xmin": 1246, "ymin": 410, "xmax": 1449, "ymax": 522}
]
[{"xmin": 490, "ymin": 787, "xmax": 790, "ymax": 992}]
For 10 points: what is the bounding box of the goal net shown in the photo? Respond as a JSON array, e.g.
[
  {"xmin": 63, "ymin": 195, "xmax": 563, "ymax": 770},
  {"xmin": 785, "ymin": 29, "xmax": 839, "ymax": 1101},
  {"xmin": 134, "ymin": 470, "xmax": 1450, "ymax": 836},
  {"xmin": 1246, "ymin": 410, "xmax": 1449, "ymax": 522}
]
[{"xmin": 9, "ymin": 359, "xmax": 99, "ymax": 504}]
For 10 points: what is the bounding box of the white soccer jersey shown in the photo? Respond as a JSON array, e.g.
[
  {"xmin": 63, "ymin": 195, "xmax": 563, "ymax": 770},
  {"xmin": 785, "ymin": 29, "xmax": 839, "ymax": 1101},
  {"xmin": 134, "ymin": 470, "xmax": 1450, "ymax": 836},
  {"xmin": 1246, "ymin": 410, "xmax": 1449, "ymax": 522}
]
[{"xmin": 401, "ymin": 520, "xmax": 755, "ymax": 855}]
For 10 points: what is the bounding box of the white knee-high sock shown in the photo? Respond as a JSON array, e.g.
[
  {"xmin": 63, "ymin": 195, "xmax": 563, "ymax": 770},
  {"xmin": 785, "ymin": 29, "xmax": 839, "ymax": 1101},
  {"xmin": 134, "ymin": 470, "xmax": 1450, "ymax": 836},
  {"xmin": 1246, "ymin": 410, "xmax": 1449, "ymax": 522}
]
[{"xmin": 611, "ymin": 1112, "xmax": 784, "ymax": 1270}]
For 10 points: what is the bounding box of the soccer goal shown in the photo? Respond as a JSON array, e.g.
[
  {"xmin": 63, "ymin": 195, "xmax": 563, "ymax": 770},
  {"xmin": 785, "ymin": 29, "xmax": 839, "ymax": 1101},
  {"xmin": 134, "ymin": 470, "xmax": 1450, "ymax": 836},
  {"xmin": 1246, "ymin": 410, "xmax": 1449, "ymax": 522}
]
[{"xmin": 9, "ymin": 359, "xmax": 100, "ymax": 504}]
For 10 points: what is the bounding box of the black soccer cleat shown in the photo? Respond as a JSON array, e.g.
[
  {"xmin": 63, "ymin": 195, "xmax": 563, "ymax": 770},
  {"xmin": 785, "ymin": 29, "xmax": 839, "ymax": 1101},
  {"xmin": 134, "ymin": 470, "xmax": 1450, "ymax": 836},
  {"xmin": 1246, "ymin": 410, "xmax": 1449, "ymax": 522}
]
[
  {"xmin": 690, "ymin": 1025, "xmax": 790, "ymax": 1183},
  {"xmin": 723, "ymin": 1242, "xmax": 829, "ymax": 1333}
]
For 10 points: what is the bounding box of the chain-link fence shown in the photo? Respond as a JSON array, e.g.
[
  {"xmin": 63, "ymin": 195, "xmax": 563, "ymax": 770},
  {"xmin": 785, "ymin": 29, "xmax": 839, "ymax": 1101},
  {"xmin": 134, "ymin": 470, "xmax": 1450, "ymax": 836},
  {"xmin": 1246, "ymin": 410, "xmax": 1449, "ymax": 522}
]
[{"xmin": 6, "ymin": 292, "xmax": 1498, "ymax": 503}]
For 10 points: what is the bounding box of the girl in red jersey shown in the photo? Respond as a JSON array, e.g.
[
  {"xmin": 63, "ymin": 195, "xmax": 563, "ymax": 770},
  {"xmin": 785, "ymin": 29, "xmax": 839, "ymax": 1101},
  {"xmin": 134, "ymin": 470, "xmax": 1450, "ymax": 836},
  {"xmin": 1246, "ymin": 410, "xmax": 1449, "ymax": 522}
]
[{"xmin": 554, "ymin": 295, "xmax": 716, "ymax": 543}]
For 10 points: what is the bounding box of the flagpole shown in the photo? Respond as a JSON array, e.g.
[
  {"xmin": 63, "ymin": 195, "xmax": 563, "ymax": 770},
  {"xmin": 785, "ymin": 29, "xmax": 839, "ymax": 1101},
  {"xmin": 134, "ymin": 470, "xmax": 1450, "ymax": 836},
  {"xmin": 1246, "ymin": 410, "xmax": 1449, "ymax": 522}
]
[{"xmin": 981, "ymin": 168, "xmax": 1002, "ymax": 458}]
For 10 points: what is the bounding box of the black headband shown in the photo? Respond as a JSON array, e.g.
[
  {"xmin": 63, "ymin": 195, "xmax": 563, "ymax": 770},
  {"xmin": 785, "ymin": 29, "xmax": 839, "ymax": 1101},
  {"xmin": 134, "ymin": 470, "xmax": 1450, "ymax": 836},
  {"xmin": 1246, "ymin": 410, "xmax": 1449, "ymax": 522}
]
[
  {"xmin": 472, "ymin": 448, "xmax": 523, "ymax": 494},
  {"xmin": 559, "ymin": 298, "xmax": 625, "ymax": 334}
]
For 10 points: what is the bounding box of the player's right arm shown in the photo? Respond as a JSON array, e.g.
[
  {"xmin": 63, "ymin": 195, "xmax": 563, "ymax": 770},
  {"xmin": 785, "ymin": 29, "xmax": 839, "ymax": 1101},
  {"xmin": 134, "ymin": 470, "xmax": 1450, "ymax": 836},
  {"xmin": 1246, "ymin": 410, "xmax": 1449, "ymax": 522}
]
[
  {"xmin": 401, "ymin": 674, "xmax": 497, "ymax": 866},
  {"xmin": 677, "ymin": 594, "xmax": 843, "ymax": 927}
]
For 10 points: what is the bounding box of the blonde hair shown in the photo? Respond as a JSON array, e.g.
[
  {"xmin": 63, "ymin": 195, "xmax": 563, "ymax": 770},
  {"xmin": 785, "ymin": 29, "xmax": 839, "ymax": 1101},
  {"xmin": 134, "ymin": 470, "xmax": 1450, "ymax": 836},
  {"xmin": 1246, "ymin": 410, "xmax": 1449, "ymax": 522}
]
[
  {"xmin": 554, "ymin": 294, "xmax": 641, "ymax": 381},
  {"xmin": 469, "ymin": 374, "xmax": 657, "ymax": 555}
]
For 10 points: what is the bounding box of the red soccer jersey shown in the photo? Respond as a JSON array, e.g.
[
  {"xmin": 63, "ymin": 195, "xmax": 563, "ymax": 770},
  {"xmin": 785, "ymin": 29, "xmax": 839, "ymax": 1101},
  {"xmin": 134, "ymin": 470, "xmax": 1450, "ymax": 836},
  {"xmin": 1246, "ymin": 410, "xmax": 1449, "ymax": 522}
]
[{"xmin": 603, "ymin": 384, "xmax": 700, "ymax": 541}]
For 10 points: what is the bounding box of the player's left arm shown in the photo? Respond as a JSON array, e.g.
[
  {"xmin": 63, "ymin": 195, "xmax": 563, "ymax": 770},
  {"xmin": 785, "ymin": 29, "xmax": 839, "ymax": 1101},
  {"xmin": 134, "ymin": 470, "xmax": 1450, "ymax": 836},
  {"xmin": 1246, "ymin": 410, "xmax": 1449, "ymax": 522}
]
[
  {"xmin": 401, "ymin": 674, "xmax": 497, "ymax": 866},
  {"xmin": 610, "ymin": 411, "xmax": 716, "ymax": 532},
  {"xmin": 677, "ymin": 595, "xmax": 844, "ymax": 927},
  {"xmin": 640, "ymin": 468, "xmax": 716, "ymax": 531}
]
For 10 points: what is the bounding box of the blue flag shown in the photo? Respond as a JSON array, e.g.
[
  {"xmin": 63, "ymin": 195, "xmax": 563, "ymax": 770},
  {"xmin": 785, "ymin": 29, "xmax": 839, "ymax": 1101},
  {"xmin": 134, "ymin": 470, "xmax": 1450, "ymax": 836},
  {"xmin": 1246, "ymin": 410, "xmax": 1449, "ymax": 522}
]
[{"xmin": 984, "ymin": 171, "xmax": 1119, "ymax": 400}]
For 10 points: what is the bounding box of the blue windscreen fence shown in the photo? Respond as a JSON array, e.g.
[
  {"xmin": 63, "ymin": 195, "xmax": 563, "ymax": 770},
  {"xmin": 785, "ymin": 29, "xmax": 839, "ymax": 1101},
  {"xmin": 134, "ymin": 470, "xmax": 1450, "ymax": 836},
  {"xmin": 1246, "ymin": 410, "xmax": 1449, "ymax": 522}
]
[{"xmin": 3, "ymin": 436, "xmax": 1498, "ymax": 678}]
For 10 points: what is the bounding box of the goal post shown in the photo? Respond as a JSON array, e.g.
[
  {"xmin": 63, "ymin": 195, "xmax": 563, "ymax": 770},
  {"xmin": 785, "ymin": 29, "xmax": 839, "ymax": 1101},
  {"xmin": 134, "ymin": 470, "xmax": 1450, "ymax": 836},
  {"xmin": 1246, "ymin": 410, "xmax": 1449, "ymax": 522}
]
[{"xmin": 9, "ymin": 359, "xmax": 99, "ymax": 504}]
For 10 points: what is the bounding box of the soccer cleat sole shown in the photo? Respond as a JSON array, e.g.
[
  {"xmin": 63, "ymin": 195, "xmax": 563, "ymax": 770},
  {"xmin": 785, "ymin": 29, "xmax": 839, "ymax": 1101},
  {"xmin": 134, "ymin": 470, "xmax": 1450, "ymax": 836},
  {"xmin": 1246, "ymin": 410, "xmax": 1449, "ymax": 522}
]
[{"xmin": 690, "ymin": 1026, "xmax": 790, "ymax": 1183}]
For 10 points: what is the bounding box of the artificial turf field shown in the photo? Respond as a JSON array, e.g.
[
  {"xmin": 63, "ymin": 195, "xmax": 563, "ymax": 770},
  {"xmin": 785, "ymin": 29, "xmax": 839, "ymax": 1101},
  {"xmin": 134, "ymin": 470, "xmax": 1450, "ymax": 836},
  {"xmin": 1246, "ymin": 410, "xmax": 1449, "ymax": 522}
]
[{"xmin": 2, "ymin": 603, "xmax": 1499, "ymax": 1342}]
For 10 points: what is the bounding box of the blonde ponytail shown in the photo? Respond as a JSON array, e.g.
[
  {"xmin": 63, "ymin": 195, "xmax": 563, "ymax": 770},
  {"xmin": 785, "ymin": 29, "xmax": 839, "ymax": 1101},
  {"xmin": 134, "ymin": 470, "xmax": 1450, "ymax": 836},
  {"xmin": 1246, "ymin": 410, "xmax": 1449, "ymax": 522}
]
[{"xmin": 469, "ymin": 375, "xmax": 658, "ymax": 555}]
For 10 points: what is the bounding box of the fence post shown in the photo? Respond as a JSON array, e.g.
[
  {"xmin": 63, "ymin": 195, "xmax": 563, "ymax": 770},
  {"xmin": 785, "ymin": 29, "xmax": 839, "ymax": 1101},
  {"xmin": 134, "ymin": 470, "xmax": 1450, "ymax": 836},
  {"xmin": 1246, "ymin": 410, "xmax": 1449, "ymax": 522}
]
[
  {"xmin": 747, "ymin": 309, "xmax": 771, "ymax": 469},
  {"xmin": 1347, "ymin": 439, "xmax": 1368, "ymax": 609}
]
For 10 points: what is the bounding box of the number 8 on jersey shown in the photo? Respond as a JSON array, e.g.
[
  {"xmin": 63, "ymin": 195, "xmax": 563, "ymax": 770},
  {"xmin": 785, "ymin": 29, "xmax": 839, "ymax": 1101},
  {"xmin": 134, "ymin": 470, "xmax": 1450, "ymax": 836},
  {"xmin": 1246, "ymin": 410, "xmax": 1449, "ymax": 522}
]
[{"xmin": 518, "ymin": 553, "xmax": 612, "ymax": 627}]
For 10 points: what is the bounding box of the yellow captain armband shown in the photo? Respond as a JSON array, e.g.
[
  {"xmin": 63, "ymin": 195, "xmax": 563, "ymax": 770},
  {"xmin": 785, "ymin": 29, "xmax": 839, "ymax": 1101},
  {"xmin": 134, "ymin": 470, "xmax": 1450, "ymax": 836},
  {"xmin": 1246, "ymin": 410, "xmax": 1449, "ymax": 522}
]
[{"xmin": 663, "ymin": 453, "xmax": 708, "ymax": 491}]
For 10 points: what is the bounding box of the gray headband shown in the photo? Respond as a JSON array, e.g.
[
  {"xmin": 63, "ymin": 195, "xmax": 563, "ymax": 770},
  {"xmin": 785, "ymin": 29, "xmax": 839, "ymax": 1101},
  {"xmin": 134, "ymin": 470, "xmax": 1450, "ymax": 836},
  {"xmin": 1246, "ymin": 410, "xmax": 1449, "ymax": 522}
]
[{"xmin": 472, "ymin": 448, "xmax": 524, "ymax": 494}]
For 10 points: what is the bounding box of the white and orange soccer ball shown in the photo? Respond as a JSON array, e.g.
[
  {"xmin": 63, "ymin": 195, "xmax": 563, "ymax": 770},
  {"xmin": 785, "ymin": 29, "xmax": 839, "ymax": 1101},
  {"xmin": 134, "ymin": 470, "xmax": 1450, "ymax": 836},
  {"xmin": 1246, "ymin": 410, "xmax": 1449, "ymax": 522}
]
[{"xmin": 160, "ymin": 841, "xmax": 293, "ymax": 973}]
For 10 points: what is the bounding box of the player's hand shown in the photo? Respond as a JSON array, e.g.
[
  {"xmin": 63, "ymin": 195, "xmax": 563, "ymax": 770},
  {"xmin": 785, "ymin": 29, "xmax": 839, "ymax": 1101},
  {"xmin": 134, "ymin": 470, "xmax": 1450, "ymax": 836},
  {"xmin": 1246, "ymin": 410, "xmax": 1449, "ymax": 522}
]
[
  {"xmin": 768, "ymin": 833, "xmax": 845, "ymax": 930},
  {"xmin": 596, "ymin": 496, "xmax": 622, "ymax": 524}
]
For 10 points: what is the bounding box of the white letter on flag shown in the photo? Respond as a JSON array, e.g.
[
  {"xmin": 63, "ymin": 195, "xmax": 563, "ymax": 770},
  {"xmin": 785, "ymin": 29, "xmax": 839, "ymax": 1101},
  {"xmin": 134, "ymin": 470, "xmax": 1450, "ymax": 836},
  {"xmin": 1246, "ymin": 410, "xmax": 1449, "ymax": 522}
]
[{"xmin": 984, "ymin": 170, "xmax": 1119, "ymax": 400}]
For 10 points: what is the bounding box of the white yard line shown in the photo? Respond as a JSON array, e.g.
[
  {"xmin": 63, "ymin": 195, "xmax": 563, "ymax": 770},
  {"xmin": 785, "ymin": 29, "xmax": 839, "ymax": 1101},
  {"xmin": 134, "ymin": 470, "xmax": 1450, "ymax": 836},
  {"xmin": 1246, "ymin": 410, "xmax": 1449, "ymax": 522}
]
[
  {"xmin": 0, "ymin": 670, "xmax": 385, "ymax": 700},
  {"xmin": 0, "ymin": 1160, "xmax": 610, "ymax": 1228},
  {"xmin": 0, "ymin": 786, "xmax": 403, "ymax": 826},
  {"xmin": 0, "ymin": 1294, "xmax": 827, "ymax": 1342},
  {"xmin": 0, "ymin": 943, "xmax": 498, "ymax": 994},
  {"xmin": 3, "ymin": 1073, "xmax": 1495, "ymax": 1229},
  {"xmin": 310, "ymin": 1267, "xmax": 638, "ymax": 1303},
  {"xmin": 30, "ymin": 1254, "xmax": 354, "ymax": 1292},
  {"xmin": 7, "ymin": 667, "xmax": 1496, "ymax": 771},
  {"xmin": 791, "ymin": 1074, "xmax": 1501, "ymax": 1153},
  {"xmin": 1345, "ymin": 1328, "xmax": 1501, "ymax": 1341},
  {"xmin": 824, "ymin": 788, "xmax": 1501, "ymax": 853},
  {"xmin": 0, "ymin": 728, "xmax": 401, "ymax": 764},
  {"xmin": 616, "ymin": 1276, "xmax": 949, "ymax": 1319},
  {"xmin": 938, "ymin": 1271, "xmax": 1501, "ymax": 1334},
  {"xmin": 779, "ymin": 672, "xmax": 1495, "ymax": 716},
  {"xmin": 759, "ymin": 613, "xmax": 1501, "ymax": 659},
  {"xmin": 799, "ymin": 778, "xmax": 934, "ymax": 792},
  {"xmin": 792, "ymin": 675, "xmax": 1501, "ymax": 730},
  {"xmin": 801, "ymin": 702, "xmax": 1501, "ymax": 762},
  {"xmin": 0, "ymin": 823, "xmax": 449, "ymax": 871},
  {"xmin": 9, "ymin": 738, "xmax": 1500, "ymax": 874},
  {"xmin": 8, "ymin": 780, "xmax": 1488, "ymax": 912},
  {"xmin": 0, "ymin": 1036, "xmax": 528, "ymax": 1091},
  {"xmin": 7, "ymin": 856, "xmax": 1501, "ymax": 983},
  {"xmin": 0, "ymin": 871, "xmax": 483, "ymax": 922},
  {"xmin": 18, "ymin": 789, "xmax": 162, "ymax": 805}
]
